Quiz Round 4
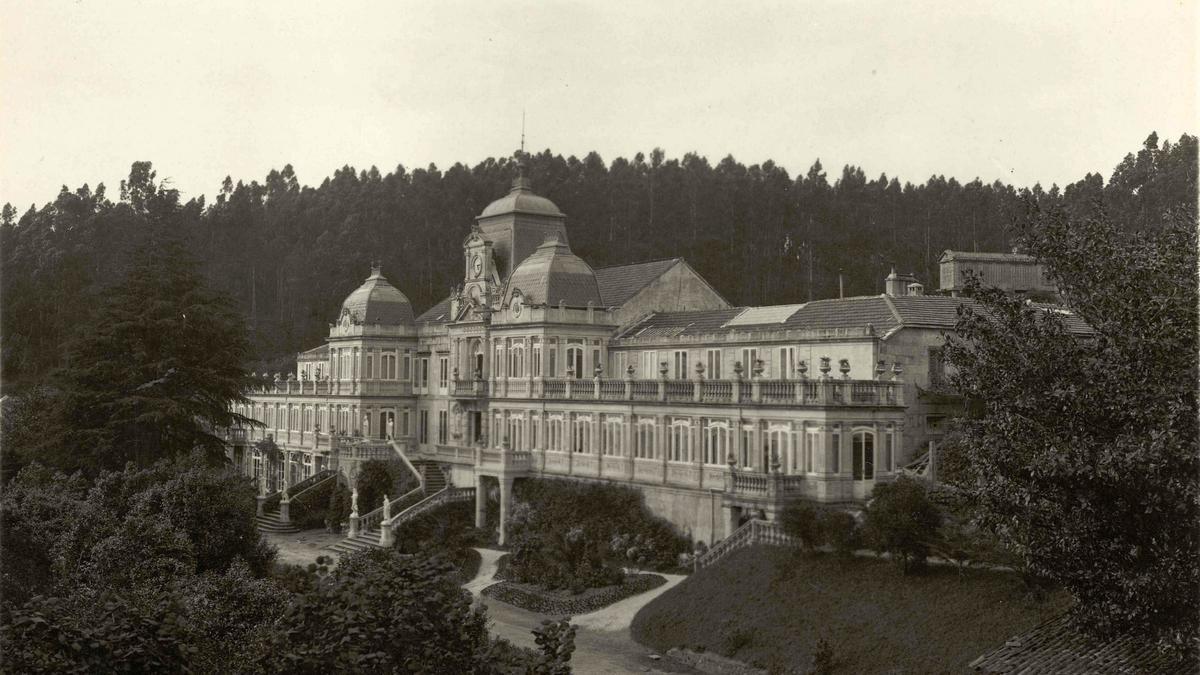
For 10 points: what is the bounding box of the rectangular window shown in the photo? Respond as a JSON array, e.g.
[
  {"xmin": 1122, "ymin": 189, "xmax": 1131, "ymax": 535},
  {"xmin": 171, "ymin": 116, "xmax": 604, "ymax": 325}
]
[
  {"xmin": 566, "ymin": 346, "xmax": 584, "ymax": 379},
  {"xmin": 419, "ymin": 410, "xmax": 429, "ymax": 444},
  {"xmin": 640, "ymin": 351, "xmax": 657, "ymax": 379},
  {"xmin": 401, "ymin": 410, "xmax": 410, "ymax": 437},
  {"xmin": 401, "ymin": 352, "xmax": 411, "ymax": 380},
  {"xmin": 673, "ymin": 350, "xmax": 688, "ymax": 380},
  {"xmin": 366, "ymin": 355, "xmax": 374, "ymax": 380},
  {"xmin": 741, "ymin": 348, "xmax": 759, "ymax": 374},
  {"xmin": 592, "ymin": 349, "xmax": 602, "ymax": 377},
  {"xmin": 439, "ymin": 357, "xmax": 449, "ymax": 389},
  {"xmin": 706, "ymin": 349, "xmax": 722, "ymax": 379},
  {"xmin": 777, "ymin": 347, "xmax": 796, "ymax": 380},
  {"xmin": 548, "ymin": 347, "xmax": 557, "ymax": 378},
  {"xmin": 438, "ymin": 410, "xmax": 448, "ymax": 444},
  {"xmin": 532, "ymin": 339, "xmax": 542, "ymax": 376}
]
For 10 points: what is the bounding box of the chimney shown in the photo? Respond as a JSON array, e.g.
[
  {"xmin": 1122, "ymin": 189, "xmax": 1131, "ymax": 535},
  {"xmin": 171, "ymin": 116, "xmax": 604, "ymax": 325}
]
[
  {"xmin": 838, "ymin": 269, "xmax": 844, "ymax": 299},
  {"xmin": 907, "ymin": 282, "xmax": 924, "ymax": 296}
]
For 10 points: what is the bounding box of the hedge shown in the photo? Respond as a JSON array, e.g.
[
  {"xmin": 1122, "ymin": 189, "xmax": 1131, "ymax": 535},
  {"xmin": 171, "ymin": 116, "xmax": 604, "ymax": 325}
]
[{"xmin": 481, "ymin": 573, "xmax": 666, "ymax": 615}]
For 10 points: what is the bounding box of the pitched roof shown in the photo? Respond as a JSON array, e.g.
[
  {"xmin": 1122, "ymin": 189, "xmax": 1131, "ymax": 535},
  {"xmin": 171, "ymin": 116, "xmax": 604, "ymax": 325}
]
[
  {"xmin": 783, "ymin": 296, "xmax": 902, "ymax": 332},
  {"xmin": 970, "ymin": 615, "xmax": 1194, "ymax": 674},
  {"xmin": 614, "ymin": 294, "xmax": 1093, "ymax": 341},
  {"xmin": 297, "ymin": 344, "xmax": 328, "ymax": 360},
  {"xmin": 617, "ymin": 308, "xmax": 745, "ymax": 339},
  {"xmin": 594, "ymin": 258, "xmax": 681, "ymax": 307},
  {"xmin": 415, "ymin": 296, "xmax": 452, "ymax": 325}
]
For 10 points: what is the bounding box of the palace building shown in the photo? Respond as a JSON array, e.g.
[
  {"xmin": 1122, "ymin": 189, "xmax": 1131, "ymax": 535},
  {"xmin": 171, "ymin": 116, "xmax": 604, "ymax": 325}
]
[{"xmin": 228, "ymin": 159, "xmax": 1075, "ymax": 547}]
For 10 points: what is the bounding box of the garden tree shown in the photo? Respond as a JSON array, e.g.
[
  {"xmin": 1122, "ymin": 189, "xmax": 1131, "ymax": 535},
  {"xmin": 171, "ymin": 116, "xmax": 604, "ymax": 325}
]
[
  {"xmin": 943, "ymin": 200, "xmax": 1198, "ymax": 654},
  {"xmin": 862, "ymin": 476, "xmax": 942, "ymax": 574},
  {"xmin": 52, "ymin": 231, "xmax": 255, "ymax": 473},
  {"xmin": 778, "ymin": 500, "xmax": 864, "ymax": 558}
]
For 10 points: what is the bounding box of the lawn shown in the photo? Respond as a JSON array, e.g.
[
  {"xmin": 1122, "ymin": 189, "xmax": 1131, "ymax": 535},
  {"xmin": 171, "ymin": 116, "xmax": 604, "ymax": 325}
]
[{"xmin": 631, "ymin": 546, "xmax": 1071, "ymax": 674}]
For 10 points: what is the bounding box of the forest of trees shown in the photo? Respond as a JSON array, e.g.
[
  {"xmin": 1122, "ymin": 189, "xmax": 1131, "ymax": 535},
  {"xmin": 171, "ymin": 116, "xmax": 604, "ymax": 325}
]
[{"xmin": 2, "ymin": 133, "xmax": 1194, "ymax": 391}]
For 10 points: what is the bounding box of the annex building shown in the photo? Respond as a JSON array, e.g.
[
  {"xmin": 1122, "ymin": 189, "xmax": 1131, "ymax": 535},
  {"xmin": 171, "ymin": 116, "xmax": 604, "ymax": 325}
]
[{"xmin": 228, "ymin": 159, "xmax": 1065, "ymax": 546}]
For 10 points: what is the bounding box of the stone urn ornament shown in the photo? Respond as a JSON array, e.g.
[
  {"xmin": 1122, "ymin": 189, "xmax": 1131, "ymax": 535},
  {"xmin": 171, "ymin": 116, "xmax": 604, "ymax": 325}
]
[
  {"xmin": 839, "ymin": 358, "xmax": 851, "ymax": 378},
  {"xmin": 819, "ymin": 356, "xmax": 832, "ymax": 377},
  {"xmin": 695, "ymin": 361, "xmax": 706, "ymax": 379},
  {"xmin": 876, "ymin": 360, "xmax": 887, "ymax": 379},
  {"xmin": 733, "ymin": 361, "xmax": 744, "ymax": 379},
  {"xmin": 797, "ymin": 360, "xmax": 808, "ymax": 379}
]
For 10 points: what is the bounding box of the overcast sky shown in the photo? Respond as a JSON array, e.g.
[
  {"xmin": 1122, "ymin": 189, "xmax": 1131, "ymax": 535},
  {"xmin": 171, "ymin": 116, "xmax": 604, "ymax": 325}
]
[{"xmin": 1, "ymin": 1, "xmax": 1195, "ymax": 211}]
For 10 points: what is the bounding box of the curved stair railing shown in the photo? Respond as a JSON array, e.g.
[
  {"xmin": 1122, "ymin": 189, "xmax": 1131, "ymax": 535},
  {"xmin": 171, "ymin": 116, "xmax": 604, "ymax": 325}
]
[
  {"xmin": 262, "ymin": 469, "xmax": 337, "ymax": 511},
  {"xmin": 388, "ymin": 439, "xmax": 426, "ymax": 492},
  {"xmin": 358, "ymin": 486, "xmax": 424, "ymax": 534},
  {"xmin": 694, "ymin": 519, "xmax": 798, "ymax": 570},
  {"xmin": 384, "ymin": 486, "xmax": 475, "ymax": 530}
]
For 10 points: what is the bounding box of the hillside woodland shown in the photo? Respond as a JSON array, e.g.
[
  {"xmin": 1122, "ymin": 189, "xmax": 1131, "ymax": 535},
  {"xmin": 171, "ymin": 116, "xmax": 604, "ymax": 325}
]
[{"xmin": 2, "ymin": 133, "xmax": 1194, "ymax": 390}]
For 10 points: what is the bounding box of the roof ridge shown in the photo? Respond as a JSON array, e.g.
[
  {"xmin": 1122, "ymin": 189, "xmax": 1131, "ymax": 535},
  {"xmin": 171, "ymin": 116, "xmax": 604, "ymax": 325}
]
[
  {"xmin": 881, "ymin": 293, "xmax": 903, "ymax": 325},
  {"xmin": 594, "ymin": 257, "xmax": 681, "ymax": 271}
]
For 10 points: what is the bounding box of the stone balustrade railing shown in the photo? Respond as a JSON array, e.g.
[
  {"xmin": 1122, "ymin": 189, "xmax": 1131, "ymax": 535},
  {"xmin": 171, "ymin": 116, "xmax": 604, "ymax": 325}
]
[
  {"xmin": 443, "ymin": 375, "xmax": 904, "ymax": 408},
  {"xmin": 694, "ymin": 518, "xmax": 798, "ymax": 570},
  {"xmin": 248, "ymin": 379, "xmax": 413, "ymax": 397}
]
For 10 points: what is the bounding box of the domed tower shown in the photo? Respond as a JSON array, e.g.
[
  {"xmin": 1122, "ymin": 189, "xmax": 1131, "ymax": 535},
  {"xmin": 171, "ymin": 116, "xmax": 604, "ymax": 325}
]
[
  {"xmin": 473, "ymin": 152, "xmax": 568, "ymax": 281},
  {"xmin": 327, "ymin": 265, "xmax": 418, "ymax": 401},
  {"xmin": 338, "ymin": 265, "xmax": 415, "ymax": 326},
  {"xmin": 503, "ymin": 232, "xmax": 601, "ymax": 312}
]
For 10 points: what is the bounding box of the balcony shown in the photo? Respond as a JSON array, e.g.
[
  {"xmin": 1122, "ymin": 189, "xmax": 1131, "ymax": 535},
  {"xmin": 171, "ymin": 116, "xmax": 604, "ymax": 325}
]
[{"xmin": 452, "ymin": 375, "xmax": 904, "ymax": 408}]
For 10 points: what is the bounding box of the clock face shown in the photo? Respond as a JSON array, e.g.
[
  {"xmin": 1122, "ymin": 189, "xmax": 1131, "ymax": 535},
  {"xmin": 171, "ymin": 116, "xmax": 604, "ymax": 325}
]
[{"xmin": 471, "ymin": 255, "xmax": 482, "ymax": 278}]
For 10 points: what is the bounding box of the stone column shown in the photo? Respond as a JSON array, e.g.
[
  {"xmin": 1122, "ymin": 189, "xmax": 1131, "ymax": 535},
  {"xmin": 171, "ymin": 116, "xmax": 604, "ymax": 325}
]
[
  {"xmin": 475, "ymin": 474, "xmax": 486, "ymax": 528},
  {"xmin": 498, "ymin": 476, "xmax": 514, "ymax": 546}
]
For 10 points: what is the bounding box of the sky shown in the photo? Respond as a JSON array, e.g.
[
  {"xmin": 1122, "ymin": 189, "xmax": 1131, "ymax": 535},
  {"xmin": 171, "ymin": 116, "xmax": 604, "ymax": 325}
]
[{"xmin": 1, "ymin": 0, "xmax": 1195, "ymax": 211}]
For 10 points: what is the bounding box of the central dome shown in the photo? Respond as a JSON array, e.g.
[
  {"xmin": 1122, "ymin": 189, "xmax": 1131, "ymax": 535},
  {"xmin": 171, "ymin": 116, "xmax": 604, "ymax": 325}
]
[
  {"xmin": 339, "ymin": 266, "xmax": 415, "ymax": 325},
  {"xmin": 478, "ymin": 176, "xmax": 565, "ymax": 219},
  {"xmin": 504, "ymin": 234, "xmax": 601, "ymax": 308}
]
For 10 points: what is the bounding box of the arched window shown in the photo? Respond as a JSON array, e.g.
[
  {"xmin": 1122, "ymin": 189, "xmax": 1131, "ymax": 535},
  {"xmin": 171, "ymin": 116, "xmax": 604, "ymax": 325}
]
[
  {"xmin": 703, "ymin": 419, "xmax": 730, "ymax": 465},
  {"xmin": 669, "ymin": 419, "xmax": 692, "ymax": 462},
  {"xmin": 852, "ymin": 430, "xmax": 875, "ymax": 480}
]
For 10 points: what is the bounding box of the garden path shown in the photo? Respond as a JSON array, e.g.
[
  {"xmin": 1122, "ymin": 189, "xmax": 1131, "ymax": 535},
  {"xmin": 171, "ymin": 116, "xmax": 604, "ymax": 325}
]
[
  {"xmin": 262, "ymin": 529, "xmax": 345, "ymax": 567},
  {"xmin": 466, "ymin": 548, "xmax": 696, "ymax": 674}
]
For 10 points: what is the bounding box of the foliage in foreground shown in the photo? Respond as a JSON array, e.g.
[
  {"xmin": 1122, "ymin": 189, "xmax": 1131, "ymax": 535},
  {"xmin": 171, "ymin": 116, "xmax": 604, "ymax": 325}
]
[
  {"xmin": 944, "ymin": 191, "xmax": 1198, "ymax": 655},
  {"xmin": 0, "ymin": 460, "xmax": 577, "ymax": 673}
]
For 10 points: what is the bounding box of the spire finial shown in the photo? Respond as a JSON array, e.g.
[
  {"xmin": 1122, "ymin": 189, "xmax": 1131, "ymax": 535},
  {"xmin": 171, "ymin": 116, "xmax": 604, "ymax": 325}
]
[{"xmin": 520, "ymin": 108, "xmax": 526, "ymax": 155}]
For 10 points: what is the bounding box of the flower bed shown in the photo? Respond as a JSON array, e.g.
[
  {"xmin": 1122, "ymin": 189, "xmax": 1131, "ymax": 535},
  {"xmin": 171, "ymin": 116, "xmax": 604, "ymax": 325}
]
[{"xmin": 481, "ymin": 573, "xmax": 665, "ymax": 615}]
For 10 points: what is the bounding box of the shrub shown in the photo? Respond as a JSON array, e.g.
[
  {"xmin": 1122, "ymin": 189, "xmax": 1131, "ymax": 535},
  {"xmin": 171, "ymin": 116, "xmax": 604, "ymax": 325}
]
[
  {"xmin": 810, "ymin": 637, "xmax": 836, "ymax": 675},
  {"xmin": 506, "ymin": 479, "xmax": 688, "ymax": 592},
  {"xmin": 863, "ymin": 476, "xmax": 942, "ymax": 574},
  {"xmin": 822, "ymin": 510, "xmax": 862, "ymax": 557},
  {"xmin": 0, "ymin": 592, "xmax": 195, "ymax": 673},
  {"xmin": 717, "ymin": 618, "xmax": 755, "ymax": 657},
  {"xmin": 482, "ymin": 574, "xmax": 666, "ymax": 615},
  {"xmin": 780, "ymin": 500, "xmax": 825, "ymax": 549},
  {"xmin": 261, "ymin": 549, "xmax": 491, "ymax": 672},
  {"xmin": 780, "ymin": 500, "xmax": 862, "ymax": 557},
  {"xmin": 393, "ymin": 500, "xmax": 482, "ymax": 580}
]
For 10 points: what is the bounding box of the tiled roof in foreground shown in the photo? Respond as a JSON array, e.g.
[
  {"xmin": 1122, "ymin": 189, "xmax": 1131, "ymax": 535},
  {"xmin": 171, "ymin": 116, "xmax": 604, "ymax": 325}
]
[
  {"xmin": 594, "ymin": 258, "xmax": 682, "ymax": 307},
  {"xmin": 616, "ymin": 294, "xmax": 1093, "ymax": 340},
  {"xmin": 970, "ymin": 615, "xmax": 1194, "ymax": 674}
]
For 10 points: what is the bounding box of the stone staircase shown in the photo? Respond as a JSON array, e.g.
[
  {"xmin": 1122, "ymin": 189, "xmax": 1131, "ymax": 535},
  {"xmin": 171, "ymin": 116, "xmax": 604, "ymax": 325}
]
[
  {"xmin": 326, "ymin": 523, "xmax": 386, "ymax": 555},
  {"xmin": 412, "ymin": 460, "xmax": 447, "ymax": 493},
  {"xmin": 255, "ymin": 509, "xmax": 300, "ymax": 535}
]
